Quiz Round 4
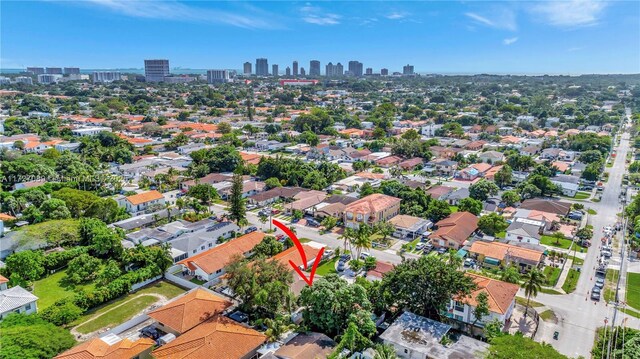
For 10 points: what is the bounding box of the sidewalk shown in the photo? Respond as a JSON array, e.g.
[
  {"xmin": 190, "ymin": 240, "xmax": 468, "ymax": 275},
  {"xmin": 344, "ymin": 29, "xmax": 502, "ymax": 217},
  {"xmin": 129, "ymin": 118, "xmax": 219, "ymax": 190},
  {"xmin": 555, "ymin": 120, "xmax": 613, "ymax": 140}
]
[{"xmin": 553, "ymin": 258, "xmax": 573, "ymax": 292}]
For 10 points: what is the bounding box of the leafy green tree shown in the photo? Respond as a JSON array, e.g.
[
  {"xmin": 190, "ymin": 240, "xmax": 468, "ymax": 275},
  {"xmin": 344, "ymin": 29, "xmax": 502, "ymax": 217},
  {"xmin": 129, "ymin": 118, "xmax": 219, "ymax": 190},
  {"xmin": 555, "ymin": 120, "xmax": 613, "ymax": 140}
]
[
  {"xmin": 228, "ymin": 172, "xmax": 247, "ymax": 227},
  {"xmin": 264, "ymin": 177, "xmax": 282, "ymax": 189},
  {"xmin": 299, "ymin": 274, "xmax": 372, "ymax": 336},
  {"xmin": 484, "ymin": 318, "xmax": 505, "ymax": 341},
  {"xmin": 375, "ymin": 221, "xmax": 395, "ymax": 243},
  {"xmin": 471, "ymin": 291, "xmax": 490, "ymax": 328},
  {"xmin": 401, "ymin": 129, "xmax": 420, "ymax": 140},
  {"xmin": 501, "ymin": 190, "xmax": 521, "ymax": 207},
  {"xmin": 582, "ymin": 161, "xmax": 602, "ymax": 181},
  {"xmin": 469, "ymin": 179, "xmax": 499, "ymax": 201},
  {"xmin": 51, "ymin": 188, "xmax": 100, "ymax": 217},
  {"xmin": 478, "ymin": 212, "xmax": 508, "ymax": 236},
  {"xmin": 378, "ymin": 255, "xmax": 475, "ymax": 319},
  {"xmin": 39, "ymin": 198, "xmax": 71, "ymax": 220},
  {"xmin": 373, "ymin": 344, "xmax": 398, "ymax": 359},
  {"xmin": 487, "ymin": 332, "xmax": 567, "ymax": 359},
  {"xmin": 500, "ymin": 265, "xmax": 521, "ymax": 284},
  {"xmin": 4, "ymin": 251, "xmax": 45, "ymax": 282},
  {"xmin": 84, "ymin": 198, "xmax": 129, "ymax": 224},
  {"xmin": 493, "ymin": 165, "xmax": 513, "ymax": 188},
  {"xmin": 38, "ymin": 298, "xmax": 84, "ymax": 326},
  {"xmin": 521, "ymin": 268, "xmax": 546, "ymax": 318},
  {"xmin": 252, "ymin": 236, "xmax": 284, "ymax": 258},
  {"xmin": 0, "ymin": 313, "xmax": 76, "ymax": 359},
  {"xmin": 187, "ymin": 183, "xmax": 219, "ymax": 205},
  {"xmin": 458, "ymin": 198, "xmax": 482, "ymax": 215},
  {"xmin": 426, "ymin": 199, "xmax": 452, "ymax": 222},
  {"xmin": 292, "ymin": 209, "xmax": 304, "ymax": 221},
  {"xmin": 65, "ymin": 254, "xmax": 101, "ymax": 284},
  {"xmin": 96, "ymin": 260, "xmax": 122, "ymax": 286},
  {"xmin": 321, "ymin": 216, "xmax": 338, "ymax": 231},
  {"xmin": 23, "ymin": 190, "xmax": 47, "ymax": 207},
  {"xmin": 359, "ymin": 182, "xmax": 376, "ymax": 197},
  {"xmin": 579, "ymin": 150, "xmax": 603, "ymax": 164},
  {"xmin": 217, "ymin": 121, "xmax": 232, "ymax": 134}
]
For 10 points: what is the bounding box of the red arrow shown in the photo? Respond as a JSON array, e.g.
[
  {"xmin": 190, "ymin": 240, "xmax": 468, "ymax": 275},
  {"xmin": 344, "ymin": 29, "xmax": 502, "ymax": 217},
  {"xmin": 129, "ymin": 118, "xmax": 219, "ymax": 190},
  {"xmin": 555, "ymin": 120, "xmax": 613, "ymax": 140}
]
[{"xmin": 272, "ymin": 219, "xmax": 324, "ymax": 286}]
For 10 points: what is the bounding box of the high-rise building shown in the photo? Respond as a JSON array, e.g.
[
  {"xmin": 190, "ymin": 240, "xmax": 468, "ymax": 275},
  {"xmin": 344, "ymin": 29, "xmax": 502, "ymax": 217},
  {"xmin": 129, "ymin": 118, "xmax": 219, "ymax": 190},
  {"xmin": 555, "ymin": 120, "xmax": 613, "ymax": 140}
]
[
  {"xmin": 272, "ymin": 64, "xmax": 279, "ymax": 77},
  {"xmin": 92, "ymin": 71, "xmax": 121, "ymax": 83},
  {"xmin": 207, "ymin": 70, "xmax": 232, "ymax": 84},
  {"xmin": 144, "ymin": 59, "xmax": 170, "ymax": 82},
  {"xmin": 309, "ymin": 60, "xmax": 321, "ymax": 76},
  {"xmin": 326, "ymin": 62, "xmax": 345, "ymax": 77},
  {"xmin": 403, "ymin": 64, "xmax": 415, "ymax": 75},
  {"xmin": 64, "ymin": 67, "xmax": 80, "ymax": 75},
  {"xmin": 292, "ymin": 61, "xmax": 299, "ymax": 77},
  {"xmin": 325, "ymin": 62, "xmax": 334, "ymax": 77},
  {"xmin": 300, "ymin": 67, "xmax": 306, "ymax": 76},
  {"xmin": 336, "ymin": 62, "xmax": 344, "ymax": 76},
  {"xmin": 381, "ymin": 68, "xmax": 389, "ymax": 76},
  {"xmin": 46, "ymin": 67, "xmax": 63, "ymax": 74},
  {"xmin": 256, "ymin": 58, "xmax": 269, "ymax": 76},
  {"xmin": 38, "ymin": 74, "xmax": 62, "ymax": 84},
  {"xmin": 15, "ymin": 76, "xmax": 33, "ymax": 85},
  {"xmin": 26, "ymin": 67, "xmax": 45, "ymax": 75},
  {"xmin": 243, "ymin": 62, "xmax": 252, "ymax": 75},
  {"xmin": 348, "ymin": 61, "xmax": 363, "ymax": 76},
  {"xmin": 365, "ymin": 68, "xmax": 373, "ymax": 75},
  {"xmin": 285, "ymin": 67, "xmax": 291, "ymax": 76}
]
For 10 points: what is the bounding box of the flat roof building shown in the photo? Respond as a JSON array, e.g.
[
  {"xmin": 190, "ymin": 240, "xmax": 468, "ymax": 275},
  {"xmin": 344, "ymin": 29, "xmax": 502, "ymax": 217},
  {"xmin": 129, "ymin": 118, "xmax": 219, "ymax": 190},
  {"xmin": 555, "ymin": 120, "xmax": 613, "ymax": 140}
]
[{"xmin": 144, "ymin": 59, "xmax": 170, "ymax": 82}]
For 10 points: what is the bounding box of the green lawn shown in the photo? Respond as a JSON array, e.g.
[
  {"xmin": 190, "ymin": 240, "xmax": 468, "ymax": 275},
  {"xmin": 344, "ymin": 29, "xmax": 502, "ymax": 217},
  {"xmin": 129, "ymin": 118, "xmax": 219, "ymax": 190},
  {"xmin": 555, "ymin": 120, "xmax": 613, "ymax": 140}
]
[
  {"xmin": 516, "ymin": 296, "xmax": 544, "ymax": 308},
  {"xmin": 298, "ymin": 237, "xmax": 312, "ymax": 243},
  {"xmin": 495, "ymin": 231, "xmax": 506, "ymax": 239},
  {"xmin": 540, "ymin": 309, "xmax": 558, "ymax": 322},
  {"xmin": 75, "ymin": 295, "xmax": 159, "ymax": 334},
  {"xmin": 540, "ymin": 235, "xmax": 574, "ymax": 249},
  {"xmin": 562, "ymin": 269, "xmax": 580, "ymax": 294},
  {"xmin": 449, "ymin": 206, "xmax": 459, "ymax": 213},
  {"xmin": 574, "ymin": 191, "xmax": 591, "ymax": 200},
  {"xmin": 70, "ymin": 281, "xmax": 185, "ymax": 329},
  {"xmin": 588, "ymin": 209, "xmax": 598, "ymax": 215},
  {"xmin": 32, "ymin": 269, "xmax": 96, "ymax": 310},
  {"xmin": 604, "ymin": 269, "xmax": 619, "ymax": 302},
  {"xmin": 190, "ymin": 277, "xmax": 206, "ymax": 285},
  {"xmin": 571, "ymin": 255, "xmax": 584, "ymax": 266},
  {"xmin": 543, "ymin": 266, "xmax": 562, "ymax": 286},
  {"xmin": 316, "ymin": 257, "xmax": 338, "ymax": 276},
  {"xmin": 626, "ymin": 273, "xmax": 640, "ymax": 311},
  {"xmin": 540, "ymin": 287, "xmax": 563, "ymax": 295}
]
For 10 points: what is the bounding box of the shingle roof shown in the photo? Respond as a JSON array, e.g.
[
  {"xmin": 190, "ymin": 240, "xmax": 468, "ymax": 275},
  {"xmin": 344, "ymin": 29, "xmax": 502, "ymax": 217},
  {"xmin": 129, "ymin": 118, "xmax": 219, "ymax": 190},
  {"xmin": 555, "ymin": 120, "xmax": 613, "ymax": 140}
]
[
  {"xmin": 519, "ymin": 198, "xmax": 572, "ymax": 216},
  {"xmin": 125, "ymin": 190, "xmax": 164, "ymax": 205},
  {"xmin": 151, "ymin": 316, "xmax": 266, "ymax": 359},
  {"xmin": 147, "ymin": 288, "xmax": 231, "ymax": 334},
  {"xmin": 0, "ymin": 286, "xmax": 38, "ymax": 314},
  {"xmin": 54, "ymin": 337, "xmax": 155, "ymax": 359},
  {"xmin": 178, "ymin": 232, "xmax": 265, "ymax": 275},
  {"xmin": 274, "ymin": 332, "xmax": 336, "ymax": 359}
]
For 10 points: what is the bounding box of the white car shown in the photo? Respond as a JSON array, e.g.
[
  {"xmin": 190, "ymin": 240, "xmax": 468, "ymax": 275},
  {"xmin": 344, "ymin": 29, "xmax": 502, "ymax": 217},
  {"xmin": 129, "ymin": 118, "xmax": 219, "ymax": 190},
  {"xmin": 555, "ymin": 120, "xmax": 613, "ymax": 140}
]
[
  {"xmin": 360, "ymin": 252, "xmax": 371, "ymax": 259},
  {"xmin": 416, "ymin": 243, "xmax": 425, "ymax": 250}
]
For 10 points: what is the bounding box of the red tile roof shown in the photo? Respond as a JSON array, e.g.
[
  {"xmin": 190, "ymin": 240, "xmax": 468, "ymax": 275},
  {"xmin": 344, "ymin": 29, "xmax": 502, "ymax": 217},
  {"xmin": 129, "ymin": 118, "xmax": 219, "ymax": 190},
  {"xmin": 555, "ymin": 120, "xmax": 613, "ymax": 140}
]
[
  {"xmin": 54, "ymin": 337, "xmax": 154, "ymax": 359},
  {"xmin": 430, "ymin": 212, "xmax": 479, "ymax": 246},
  {"xmin": 178, "ymin": 232, "xmax": 265, "ymax": 275}
]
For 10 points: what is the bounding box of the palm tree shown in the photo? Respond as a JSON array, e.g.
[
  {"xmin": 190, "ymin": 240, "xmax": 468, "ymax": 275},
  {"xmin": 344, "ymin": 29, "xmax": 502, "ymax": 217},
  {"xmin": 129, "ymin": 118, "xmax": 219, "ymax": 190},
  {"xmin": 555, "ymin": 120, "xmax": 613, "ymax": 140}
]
[
  {"xmin": 340, "ymin": 227, "xmax": 356, "ymax": 253},
  {"xmin": 263, "ymin": 317, "xmax": 295, "ymax": 343},
  {"xmin": 521, "ymin": 268, "xmax": 546, "ymax": 318},
  {"xmin": 373, "ymin": 344, "xmax": 398, "ymax": 359},
  {"xmin": 352, "ymin": 225, "xmax": 372, "ymax": 259}
]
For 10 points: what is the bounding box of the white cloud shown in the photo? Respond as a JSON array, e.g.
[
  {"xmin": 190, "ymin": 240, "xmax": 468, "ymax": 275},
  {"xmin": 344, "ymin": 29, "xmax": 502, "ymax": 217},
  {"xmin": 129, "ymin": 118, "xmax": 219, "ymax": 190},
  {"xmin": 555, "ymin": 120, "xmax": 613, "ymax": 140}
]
[
  {"xmin": 78, "ymin": 0, "xmax": 278, "ymax": 29},
  {"xmin": 503, "ymin": 37, "xmax": 519, "ymax": 45},
  {"xmin": 300, "ymin": 4, "xmax": 341, "ymax": 25},
  {"xmin": 530, "ymin": 0, "xmax": 607, "ymax": 27},
  {"xmin": 386, "ymin": 12, "xmax": 407, "ymax": 20},
  {"xmin": 465, "ymin": 9, "xmax": 517, "ymax": 31}
]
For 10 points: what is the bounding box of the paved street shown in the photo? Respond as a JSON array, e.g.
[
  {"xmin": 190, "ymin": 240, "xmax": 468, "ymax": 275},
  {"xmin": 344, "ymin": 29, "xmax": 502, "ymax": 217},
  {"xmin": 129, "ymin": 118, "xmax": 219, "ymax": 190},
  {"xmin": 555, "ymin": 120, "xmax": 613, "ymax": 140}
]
[{"xmin": 530, "ymin": 113, "xmax": 639, "ymax": 358}]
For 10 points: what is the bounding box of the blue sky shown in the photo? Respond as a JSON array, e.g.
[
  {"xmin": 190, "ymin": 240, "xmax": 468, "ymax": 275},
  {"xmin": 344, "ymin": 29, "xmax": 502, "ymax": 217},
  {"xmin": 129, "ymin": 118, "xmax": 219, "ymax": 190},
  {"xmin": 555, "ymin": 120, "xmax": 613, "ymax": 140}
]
[{"xmin": 1, "ymin": 1, "xmax": 639, "ymax": 74}]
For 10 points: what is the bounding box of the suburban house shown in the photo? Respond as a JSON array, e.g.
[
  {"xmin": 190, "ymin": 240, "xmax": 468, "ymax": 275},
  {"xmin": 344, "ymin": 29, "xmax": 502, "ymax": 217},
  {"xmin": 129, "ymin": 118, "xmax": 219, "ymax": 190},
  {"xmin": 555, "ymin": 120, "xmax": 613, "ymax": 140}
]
[
  {"xmin": 343, "ymin": 193, "xmax": 401, "ymax": 229},
  {"xmin": 468, "ymin": 241, "xmax": 545, "ymax": 271},
  {"xmin": 425, "ymin": 185, "xmax": 455, "ymax": 200},
  {"xmin": 429, "ymin": 212, "xmax": 479, "ymax": 250},
  {"xmin": 398, "ymin": 157, "xmax": 425, "ymax": 171},
  {"xmin": 246, "ymin": 187, "xmax": 306, "ymax": 207},
  {"xmin": 456, "ymin": 163, "xmax": 492, "ymax": 181},
  {"xmin": 0, "ymin": 278, "xmax": 38, "ymax": 320},
  {"xmin": 284, "ymin": 191, "xmax": 327, "ymax": 215},
  {"xmin": 424, "ymin": 159, "xmax": 458, "ymax": 176},
  {"xmin": 120, "ymin": 190, "xmax": 166, "ymax": 215},
  {"xmin": 505, "ymin": 218, "xmax": 545, "ymax": 244},
  {"xmin": 314, "ymin": 196, "xmax": 358, "ymax": 219},
  {"xmin": 151, "ymin": 316, "xmax": 266, "ymax": 359},
  {"xmin": 388, "ymin": 215, "xmax": 433, "ymax": 239},
  {"xmin": 478, "ymin": 151, "xmax": 505, "ymax": 164},
  {"xmin": 167, "ymin": 222, "xmax": 240, "ymax": 262},
  {"xmin": 147, "ymin": 288, "xmax": 231, "ymax": 336},
  {"xmin": 380, "ymin": 311, "xmax": 488, "ymax": 359},
  {"xmin": 366, "ymin": 261, "xmax": 395, "ymax": 281},
  {"xmin": 54, "ymin": 335, "xmax": 155, "ymax": 359},
  {"xmin": 441, "ymin": 188, "xmax": 470, "ymax": 206},
  {"xmin": 180, "ymin": 173, "xmax": 231, "ymax": 191},
  {"xmin": 446, "ymin": 273, "xmax": 519, "ymax": 333},
  {"xmin": 268, "ymin": 332, "xmax": 336, "ymax": 359},
  {"xmin": 519, "ymin": 198, "xmax": 572, "ymax": 217},
  {"xmin": 178, "ymin": 231, "xmax": 265, "ymax": 282}
]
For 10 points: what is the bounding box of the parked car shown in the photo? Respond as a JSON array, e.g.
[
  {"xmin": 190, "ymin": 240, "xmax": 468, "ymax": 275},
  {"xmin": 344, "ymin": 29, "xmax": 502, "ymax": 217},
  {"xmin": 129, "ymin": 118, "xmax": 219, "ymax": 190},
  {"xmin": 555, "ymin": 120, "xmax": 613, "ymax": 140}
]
[
  {"xmin": 360, "ymin": 252, "xmax": 371, "ymax": 259},
  {"xmin": 437, "ymin": 247, "xmax": 447, "ymax": 255},
  {"xmin": 591, "ymin": 291, "xmax": 601, "ymax": 301},
  {"xmin": 340, "ymin": 254, "xmax": 352, "ymax": 261},
  {"xmin": 141, "ymin": 326, "xmax": 160, "ymax": 340},
  {"xmin": 601, "ymin": 250, "xmax": 612, "ymax": 258},
  {"xmin": 592, "ymin": 286, "xmax": 602, "ymax": 294},
  {"xmin": 463, "ymin": 258, "xmax": 475, "ymax": 268},
  {"xmin": 307, "ymin": 218, "xmax": 320, "ymax": 227},
  {"xmin": 595, "ymin": 278, "xmax": 605, "ymax": 288},
  {"xmin": 271, "ymin": 209, "xmax": 281, "ymax": 215},
  {"xmin": 244, "ymin": 226, "xmax": 258, "ymax": 234},
  {"xmin": 337, "ymin": 260, "xmax": 346, "ymax": 272},
  {"xmin": 415, "ymin": 243, "xmax": 425, "ymax": 251},
  {"xmin": 422, "ymin": 243, "xmax": 434, "ymax": 253}
]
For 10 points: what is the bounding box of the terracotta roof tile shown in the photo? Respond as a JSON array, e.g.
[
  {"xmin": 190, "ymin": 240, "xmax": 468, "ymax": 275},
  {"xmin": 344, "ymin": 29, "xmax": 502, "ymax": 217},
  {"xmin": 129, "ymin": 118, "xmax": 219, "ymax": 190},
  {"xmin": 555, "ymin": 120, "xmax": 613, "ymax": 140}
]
[
  {"xmin": 345, "ymin": 193, "xmax": 401, "ymax": 215},
  {"xmin": 178, "ymin": 232, "xmax": 265, "ymax": 275},
  {"xmin": 54, "ymin": 337, "xmax": 154, "ymax": 359},
  {"xmin": 460, "ymin": 273, "xmax": 519, "ymax": 315},
  {"xmin": 126, "ymin": 190, "xmax": 164, "ymax": 205},
  {"xmin": 430, "ymin": 212, "xmax": 479, "ymax": 246}
]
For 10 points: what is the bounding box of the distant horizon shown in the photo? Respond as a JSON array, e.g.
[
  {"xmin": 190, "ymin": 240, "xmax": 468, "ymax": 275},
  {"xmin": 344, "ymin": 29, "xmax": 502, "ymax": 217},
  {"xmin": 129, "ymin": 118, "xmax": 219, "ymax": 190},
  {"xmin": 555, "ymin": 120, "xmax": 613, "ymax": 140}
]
[{"xmin": 2, "ymin": 1, "xmax": 638, "ymax": 74}]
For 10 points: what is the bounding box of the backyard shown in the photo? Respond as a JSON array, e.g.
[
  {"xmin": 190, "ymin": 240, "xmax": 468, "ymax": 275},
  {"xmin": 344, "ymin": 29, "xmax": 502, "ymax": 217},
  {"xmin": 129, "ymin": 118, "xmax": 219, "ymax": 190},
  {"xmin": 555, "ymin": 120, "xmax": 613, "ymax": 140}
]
[
  {"xmin": 33, "ymin": 269, "xmax": 96, "ymax": 310},
  {"xmin": 540, "ymin": 235, "xmax": 574, "ymax": 249},
  {"xmin": 71, "ymin": 281, "xmax": 185, "ymax": 334}
]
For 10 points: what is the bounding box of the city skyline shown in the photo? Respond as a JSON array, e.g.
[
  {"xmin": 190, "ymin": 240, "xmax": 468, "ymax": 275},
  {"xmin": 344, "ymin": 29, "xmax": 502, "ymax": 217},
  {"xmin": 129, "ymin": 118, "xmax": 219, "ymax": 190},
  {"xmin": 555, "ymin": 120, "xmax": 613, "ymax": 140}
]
[{"xmin": 1, "ymin": 1, "xmax": 639, "ymax": 74}]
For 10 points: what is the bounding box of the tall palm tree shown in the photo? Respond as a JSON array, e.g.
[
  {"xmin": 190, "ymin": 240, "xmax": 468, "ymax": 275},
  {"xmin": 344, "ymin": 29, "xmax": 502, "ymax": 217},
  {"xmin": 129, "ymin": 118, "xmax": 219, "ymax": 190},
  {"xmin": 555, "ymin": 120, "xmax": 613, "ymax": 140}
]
[
  {"xmin": 352, "ymin": 225, "xmax": 372, "ymax": 259},
  {"xmin": 521, "ymin": 268, "xmax": 546, "ymax": 318},
  {"xmin": 340, "ymin": 227, "xmax": 356, "ymax": 253}
]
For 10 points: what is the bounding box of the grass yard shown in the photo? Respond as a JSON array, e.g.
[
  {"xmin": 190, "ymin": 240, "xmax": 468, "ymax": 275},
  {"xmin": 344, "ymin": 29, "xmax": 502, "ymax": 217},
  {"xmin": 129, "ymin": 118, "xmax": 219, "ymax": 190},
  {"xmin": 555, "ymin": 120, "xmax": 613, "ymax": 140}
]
[
  {"xmin": 190, "ymin": 277, "xmax": 206, "ymax": 285},
  {"xmin": 574, "ymin": 192, "xmax": 591, "ymax": 200},
  {"xmin": 516, "ymin": 296, "xmax": 544, "ymax": 308},
  {"xmin": 298, "ymin": 237, "xmax": 312, "ymax": 243},
  {"xmin": 540, "ymin": 287, "xmax": 563, "ymax": 295},
  {"xmin": 604, "ymin": 269, "xmax": 619, "ymax": 302},
  {"xmin": 540, "ymin": 309, "xmax": 558, "ymax": 323},
  {"xmin": 449, "ymin": 206, "xmax": 459, "ymax": 213},
  {"xmin": 75, "ymin": 295, "xmax": 159, "ymax": 334},
  {"xmin": 543, "ymin": 266, "xmax": 562, "ymax": 286},
  {"xmin": 316, "ymin": 257, "xmax": 338, "ymax": 276},
  {"xmin": 562, "ymin": 269, "xmax": 580, "ymax": 294},
  {"xmin": 33, "ymin": 269, "xmax": 96, "ymax": 310},
  {"xmin": 625, "ymin": 272, "xmax": 640, "ymax": 311},
  {"xmin": 588, "ymin": 209, "xmax": 598, "ymax": 215},
  {"xmin": 540, "ymin": 235, "xmax": 574, "ymax": 249},
  {"xmin": 495, "ymin": 231, "xmax": 506, "ymax": 239},
  {"xmin": 571, "ymin": 255, "xmax": 584, "ymax": 266},
  {"xmin": 70, "ymin": 281, "xmax": 185, "ymax": 329}
]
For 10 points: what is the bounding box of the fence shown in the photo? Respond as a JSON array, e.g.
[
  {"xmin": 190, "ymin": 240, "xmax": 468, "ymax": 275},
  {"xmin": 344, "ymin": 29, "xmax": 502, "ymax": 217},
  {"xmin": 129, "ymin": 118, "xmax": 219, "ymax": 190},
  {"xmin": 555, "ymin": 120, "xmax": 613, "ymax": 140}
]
[
  {"xmin": 100, "ymin": 314, "xmax": 150, "ymax": 337},
  {"xmin": 164, "ymin": 265, "xmax": 200, "ymax": 290},
  {"xmin": 131, "ymin": 275, "xmax": 163, "ymax": 292}
]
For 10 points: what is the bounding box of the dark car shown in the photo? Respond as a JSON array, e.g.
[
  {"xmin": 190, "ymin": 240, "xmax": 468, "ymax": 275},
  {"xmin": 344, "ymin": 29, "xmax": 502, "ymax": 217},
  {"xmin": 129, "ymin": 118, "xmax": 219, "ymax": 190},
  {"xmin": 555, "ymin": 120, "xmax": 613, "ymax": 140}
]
[
  {"xmin": 244, "ymin": 226, "xmax": 258, "ymax": 234},
  {"xmin": 337, "ymin": 260, "xmax": 346, "ymax": 272},
  {"xmin": 591, "ymin": 291, "xmax": 601, "ymax": 301},
  {"xmin": 437, "ymin": 247, "xmax": 447, "ymax": 255},
  {"xmin": 340, "ymin": 254, "xmax": 352, "ymax": 261},
  {"xmin": 141, "ymin": 326, "xmax": 159, "ymax": 339},
  {"xmin": 422, "ymin": 243, "xmax": 434, "ymax": 253},
  {"xmin": 307, "ymin": 218, "xmax": 320, "ymax": 227},
  {"xmin": 592, "ymin": 286, "xmax": 602, "ymax": 294}
]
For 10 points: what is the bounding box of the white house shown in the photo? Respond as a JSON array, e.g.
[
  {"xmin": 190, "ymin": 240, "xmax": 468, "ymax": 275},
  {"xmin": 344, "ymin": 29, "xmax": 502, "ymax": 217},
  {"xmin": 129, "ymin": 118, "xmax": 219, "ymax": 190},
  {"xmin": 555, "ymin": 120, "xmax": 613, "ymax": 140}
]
[
  {"xmin": 0, "ymin": 277, "xmax": 38, "ymax": 320},
  {"xmin": 505, "ymin": 218, "xmax": 545, "ymax": 245},
  {"xmin": 120, "ymin": 190, "xmax": 166, "ymax": 215},
  {"xmin": 445, "ymin": 273, "xmax": 518, "ymax": 335}
]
